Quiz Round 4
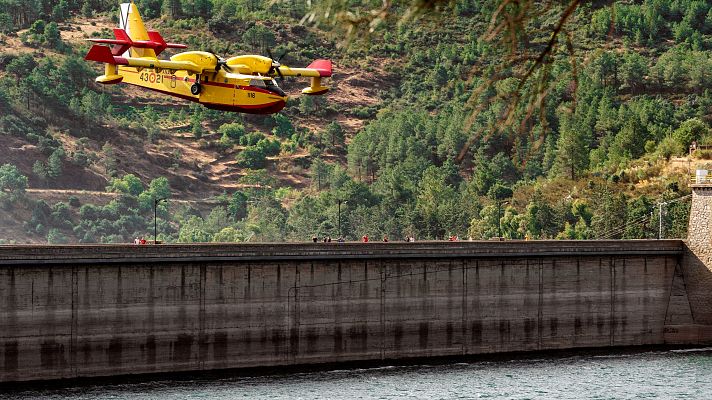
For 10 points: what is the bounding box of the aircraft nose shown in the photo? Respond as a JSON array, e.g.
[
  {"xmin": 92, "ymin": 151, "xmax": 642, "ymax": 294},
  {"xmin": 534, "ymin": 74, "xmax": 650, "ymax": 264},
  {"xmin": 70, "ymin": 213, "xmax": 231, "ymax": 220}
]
[{"xmin": 267, "ymin": 99, "xmax": 287, "ymax": 114}]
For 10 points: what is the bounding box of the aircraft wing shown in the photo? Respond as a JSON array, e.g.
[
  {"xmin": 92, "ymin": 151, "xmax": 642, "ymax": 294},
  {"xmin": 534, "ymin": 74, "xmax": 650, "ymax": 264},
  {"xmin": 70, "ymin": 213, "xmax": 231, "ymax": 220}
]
[
  {"xmin": 273, "ymin": 60, "xmax": 332, "ymax": 96},
  {"xmin": 85, "ymin": 44, "xmax": 207, "ymax": 74},
  {"xmin": 276, "ymin": 60, "xmax": 332, "ymax": 78}
]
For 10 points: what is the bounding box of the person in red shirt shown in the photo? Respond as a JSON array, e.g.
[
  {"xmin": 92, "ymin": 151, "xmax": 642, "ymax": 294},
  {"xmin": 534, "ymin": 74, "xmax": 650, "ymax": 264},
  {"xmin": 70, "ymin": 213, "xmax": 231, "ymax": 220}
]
[{"xmin": 362, "ymin": 235, "xmax": 369, "ymax": 243}]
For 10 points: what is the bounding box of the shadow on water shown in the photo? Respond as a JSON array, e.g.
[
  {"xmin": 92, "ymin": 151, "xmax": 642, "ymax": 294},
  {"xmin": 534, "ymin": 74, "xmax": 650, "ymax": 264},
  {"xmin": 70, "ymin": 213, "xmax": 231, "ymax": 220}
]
[{"xmin": 2, "ymin": 344, "xmax": 710, "ymax": 396}]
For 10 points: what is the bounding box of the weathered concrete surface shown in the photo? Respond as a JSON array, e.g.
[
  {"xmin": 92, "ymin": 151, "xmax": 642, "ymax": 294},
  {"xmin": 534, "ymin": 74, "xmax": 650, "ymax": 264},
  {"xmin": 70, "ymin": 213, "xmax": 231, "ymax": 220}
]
[
  {"xmin": 1, "ymin": 240, "xmax": 705, "ymax": 383},
  {"xmin": 674, "ymin": 185, "xmax": 712, "ymax": 343},
  {"xmin": 685, "ymin": 186, "xmax": 712, "ymax": 323}
]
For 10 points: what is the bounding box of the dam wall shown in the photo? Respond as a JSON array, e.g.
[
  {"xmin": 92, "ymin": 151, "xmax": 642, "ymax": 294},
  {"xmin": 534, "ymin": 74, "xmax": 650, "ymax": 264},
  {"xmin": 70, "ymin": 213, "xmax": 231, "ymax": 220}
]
[{"xmin": 1, "ymin": 240, "xmax": 706, "ymax": 383}]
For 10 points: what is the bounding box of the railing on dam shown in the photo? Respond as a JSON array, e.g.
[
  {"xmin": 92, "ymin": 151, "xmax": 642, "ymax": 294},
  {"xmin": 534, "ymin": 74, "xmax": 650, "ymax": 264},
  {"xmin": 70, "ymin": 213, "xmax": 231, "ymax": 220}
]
[{"xmin": 0, "ymin": 240, "xmax": 686, "ymax": 265}]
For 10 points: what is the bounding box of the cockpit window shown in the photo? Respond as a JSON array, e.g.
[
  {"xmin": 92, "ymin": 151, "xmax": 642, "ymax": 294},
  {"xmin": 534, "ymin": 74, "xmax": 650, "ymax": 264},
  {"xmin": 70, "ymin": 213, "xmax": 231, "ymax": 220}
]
[
  {"xmin": 264, "ymin": 80, "xmax": 286, "ymax": 97},
  {"xmin": 248, "ymin": 78, "xmax": 285, "ymax": 96}
]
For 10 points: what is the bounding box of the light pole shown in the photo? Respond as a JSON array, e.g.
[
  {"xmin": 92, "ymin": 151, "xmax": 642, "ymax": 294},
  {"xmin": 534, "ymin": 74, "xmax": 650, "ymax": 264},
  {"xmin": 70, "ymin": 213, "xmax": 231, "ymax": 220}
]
[
  {"xmin": 337, "ymin": 200, "xmax": 347, "ymax": 239},
  {"xmin": 154, "ymin": 198, "xmax": 167, "ymax": 244},
  {"xmin": 245, "ymin": 199, "xmax": 259, "ymax": 242},
  {"xmin": 497, "ymin": 200, "xmax": 509, "ymax": 240},
  {"xmin": 658, "ymin": 201, "xmax": 666, "ymax": 239}
]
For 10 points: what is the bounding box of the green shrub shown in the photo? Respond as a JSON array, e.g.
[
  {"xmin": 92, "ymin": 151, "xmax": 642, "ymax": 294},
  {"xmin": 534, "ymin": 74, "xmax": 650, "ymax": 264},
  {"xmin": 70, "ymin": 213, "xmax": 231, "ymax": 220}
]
[
  {"xmin": 68, "ymin": 196, "xmax": 81, "ymax": 207},
  {"xmin": 272, "ymin": 113, "xmax": 294, "ymax": 138},
  {"xmin": 657, "ymin": 135, "xmax": 684, "ymax": 160},
  {"xmin": 47, "ymin": 228, "xmax": 68, "ymax": 244},
  {"xmin": 218, "ymin": 122, "xmax": 246, "ymax": 142},
  {"xmin": 236, "ymin": 146, "xmax": 267, "ymax": 169},
  {"xmin": 674, "ymin": 118, "xmax": 708, "ymax": 149},
  {"xmin": 256, "ymin": 138, "xmax": 281, "ymax": 157},
  {"xmin": 240, "ymin": 131, "xmax": 266, "ymax": 146},
  {"xmin": 0, "ymin": 163, "xmax": 28, "ymax": 197}
]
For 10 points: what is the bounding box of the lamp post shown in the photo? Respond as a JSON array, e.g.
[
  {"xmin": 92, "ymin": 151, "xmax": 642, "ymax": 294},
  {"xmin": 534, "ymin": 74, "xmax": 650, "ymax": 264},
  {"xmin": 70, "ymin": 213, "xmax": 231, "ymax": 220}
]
[
  {"xmin": 245, "ymin": 199, "xmax": 259, "ymax": 242},
  {"xmin": 154, "ymin": 198, "xmax": 167, "ymax": 244},
  {"xmin": 658, "ymin": 201, "xmax": 666, "ymax": 240},
  {"xmin": 497, "ymin": 200, "xmax": 509, "ymax": 240},
  {"xmin": 337, "ymin": 200, "xmax": 347, "ymax": 239}
]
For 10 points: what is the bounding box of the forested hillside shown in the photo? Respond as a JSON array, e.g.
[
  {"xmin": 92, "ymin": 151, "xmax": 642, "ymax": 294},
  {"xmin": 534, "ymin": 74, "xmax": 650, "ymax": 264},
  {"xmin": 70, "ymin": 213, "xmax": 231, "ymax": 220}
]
[{"xmin": 0, "ymin": 0, "xmax": 709, "ymax": 244}]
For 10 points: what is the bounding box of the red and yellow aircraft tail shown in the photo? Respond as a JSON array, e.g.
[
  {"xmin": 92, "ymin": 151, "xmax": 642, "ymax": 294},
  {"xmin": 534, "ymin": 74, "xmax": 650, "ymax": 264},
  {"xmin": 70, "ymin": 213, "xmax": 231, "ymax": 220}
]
[
  {"xmin": 86, "ymin": 2, "xmax": 189, "ymax": 84},
  {"xmin": 118, "ymin": 2, "xmax": 155, "ymax": 58}
]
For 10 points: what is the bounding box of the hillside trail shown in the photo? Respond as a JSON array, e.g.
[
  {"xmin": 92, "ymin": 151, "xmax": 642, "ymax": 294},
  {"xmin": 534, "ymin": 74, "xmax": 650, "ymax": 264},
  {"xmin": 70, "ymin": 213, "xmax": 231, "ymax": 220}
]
[{"xmin": 25, "ymin": 189, "xmax": 221, "ymax": 206}]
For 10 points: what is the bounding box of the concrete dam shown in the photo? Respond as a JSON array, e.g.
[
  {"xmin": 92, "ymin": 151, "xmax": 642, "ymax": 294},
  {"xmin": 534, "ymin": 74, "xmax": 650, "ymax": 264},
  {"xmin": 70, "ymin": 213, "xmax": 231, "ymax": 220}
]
[
  {"xmin": 2, "ymin": 184, "xmax": 712, "ymax": 382},
  {"xmin": 1, "ymin": 239, "xmax": 711, "ymax": 383}
]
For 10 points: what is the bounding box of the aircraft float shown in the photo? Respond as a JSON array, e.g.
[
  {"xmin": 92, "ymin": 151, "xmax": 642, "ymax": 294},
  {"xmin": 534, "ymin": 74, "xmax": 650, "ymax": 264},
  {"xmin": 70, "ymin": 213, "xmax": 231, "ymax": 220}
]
[{"xmin": 84, "ymin": 2, "xmax": 332, "ymax": 114}]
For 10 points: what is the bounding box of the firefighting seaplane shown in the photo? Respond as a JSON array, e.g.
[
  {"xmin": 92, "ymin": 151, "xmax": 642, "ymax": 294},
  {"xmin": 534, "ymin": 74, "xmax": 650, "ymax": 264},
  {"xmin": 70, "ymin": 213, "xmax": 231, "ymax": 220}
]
[{"xmin": 84, "ymin": 2, "xmax": 332, "ymax": 114}]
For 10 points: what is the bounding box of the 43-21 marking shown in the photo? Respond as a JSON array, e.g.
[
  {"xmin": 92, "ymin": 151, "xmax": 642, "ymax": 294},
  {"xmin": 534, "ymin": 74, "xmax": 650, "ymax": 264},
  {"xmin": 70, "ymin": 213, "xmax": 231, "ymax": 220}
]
[{"xmin": 139, "ymin": 71, "xmax": 164, "ymax": 84}]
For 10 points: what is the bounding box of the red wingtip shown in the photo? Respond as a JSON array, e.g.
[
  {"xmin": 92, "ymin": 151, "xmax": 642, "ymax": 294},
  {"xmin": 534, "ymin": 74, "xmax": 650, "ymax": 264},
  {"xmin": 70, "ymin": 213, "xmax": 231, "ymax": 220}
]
[
  {"xmin": 307, "ymin": 59, "xmax": 332, "ymax": 77},
  {"xmin": 85, "ymin": 45, "xmax": 116, "ymax": 64}
]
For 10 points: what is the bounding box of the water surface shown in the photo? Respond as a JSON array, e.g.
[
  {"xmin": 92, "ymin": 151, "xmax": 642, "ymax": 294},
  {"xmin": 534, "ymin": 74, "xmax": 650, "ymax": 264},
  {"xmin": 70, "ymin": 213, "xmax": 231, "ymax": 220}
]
[{"xmin": 4, "ymin": 348, "xmax": 711, "ymax": 399}]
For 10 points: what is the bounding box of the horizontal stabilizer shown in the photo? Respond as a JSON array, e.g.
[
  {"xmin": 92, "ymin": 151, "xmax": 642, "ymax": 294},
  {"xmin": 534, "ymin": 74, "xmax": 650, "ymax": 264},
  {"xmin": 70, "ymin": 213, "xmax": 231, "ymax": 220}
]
[
  {"xmin": 143, "ymin": 30, "xmax": 187, "ymax": 56},
  {"xmin": 88, "ymin": 28, "xmax": 187, "ymax": 57},
  {"xmin": 147, "ymin": 31, "xmax": 167, "ymax": 55},
  {"xmin": 112, "ymin": 28, "xmax": 132, "ymax": 55},
  {"xmin": 85, "ymin": 44, "xmax": 117, "ymax": 64},
  {"xmin": 307, "ymin": 59, "xmax": 332, "ymax": 77},
  {"xmin": 87, "ymin": 28, "xmax": 132, "ymax": 55},
  {"xmin": 114, "ymin": 28, "xmax": 131, "ymax": 43}
]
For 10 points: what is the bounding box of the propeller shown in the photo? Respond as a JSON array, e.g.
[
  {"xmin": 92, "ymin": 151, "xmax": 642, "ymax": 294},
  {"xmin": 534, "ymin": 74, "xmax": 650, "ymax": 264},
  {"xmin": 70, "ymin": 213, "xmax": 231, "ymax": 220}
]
[
  {"xmin": 267, "ymin": 49, "xmax": 288, "ymax": 81},
  {"xmin": 208, "ymin": 50, "xmax": 232, "ymax": 73}
]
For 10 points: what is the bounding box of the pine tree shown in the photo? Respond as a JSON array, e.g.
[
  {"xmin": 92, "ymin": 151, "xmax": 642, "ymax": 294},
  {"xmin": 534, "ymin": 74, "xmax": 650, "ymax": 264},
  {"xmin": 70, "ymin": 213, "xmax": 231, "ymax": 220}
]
[
  {"xmin": 162, "ymin": 0, "xmax": 182, "ymax": 20},
  {"xmin": 43, "ymin": 21, "xmax": 61, "ymax": 49},
  {"xmin": 81, "ymin": 1, "xmax": 92, "ymax": 17},
  {"xmin": 47, "ymin": 150, "xmax": 63, "ymax": 178},
  {"xmin": 553, "ymin": 126, "xmax": 588, "ymax": 180}
]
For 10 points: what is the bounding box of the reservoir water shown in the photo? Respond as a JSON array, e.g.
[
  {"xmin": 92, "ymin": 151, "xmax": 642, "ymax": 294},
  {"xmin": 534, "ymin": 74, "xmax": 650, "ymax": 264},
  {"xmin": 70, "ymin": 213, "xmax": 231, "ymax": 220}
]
[{"xmin": 3, "ymin": 348, "xmax": 711, "ymax": 399}]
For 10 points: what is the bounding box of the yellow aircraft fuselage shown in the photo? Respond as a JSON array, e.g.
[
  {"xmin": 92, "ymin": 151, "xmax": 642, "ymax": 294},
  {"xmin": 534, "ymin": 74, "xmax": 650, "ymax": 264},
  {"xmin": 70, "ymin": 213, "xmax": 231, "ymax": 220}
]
[
  {"xmin": 85, "ymin": 3, "xmax": 331, "ymax": 114},
  {"xmin": 119, "ymin": 66, "xmax": 287, "ymax": 114}
]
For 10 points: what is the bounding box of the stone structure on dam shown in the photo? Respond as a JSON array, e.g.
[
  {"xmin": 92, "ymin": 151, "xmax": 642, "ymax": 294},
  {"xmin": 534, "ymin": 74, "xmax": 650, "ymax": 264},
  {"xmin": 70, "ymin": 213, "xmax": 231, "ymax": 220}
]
[{"xmin": 1, "ymin": 187, "xmax": 712, "ymax": 382}]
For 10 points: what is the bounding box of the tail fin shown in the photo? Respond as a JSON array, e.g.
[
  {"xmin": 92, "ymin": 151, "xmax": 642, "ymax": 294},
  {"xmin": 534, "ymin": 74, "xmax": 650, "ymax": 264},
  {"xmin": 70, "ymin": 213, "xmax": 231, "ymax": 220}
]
[{"xmin": 119, "ymin": 2, "xmax": 156, "ymax": 58}]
